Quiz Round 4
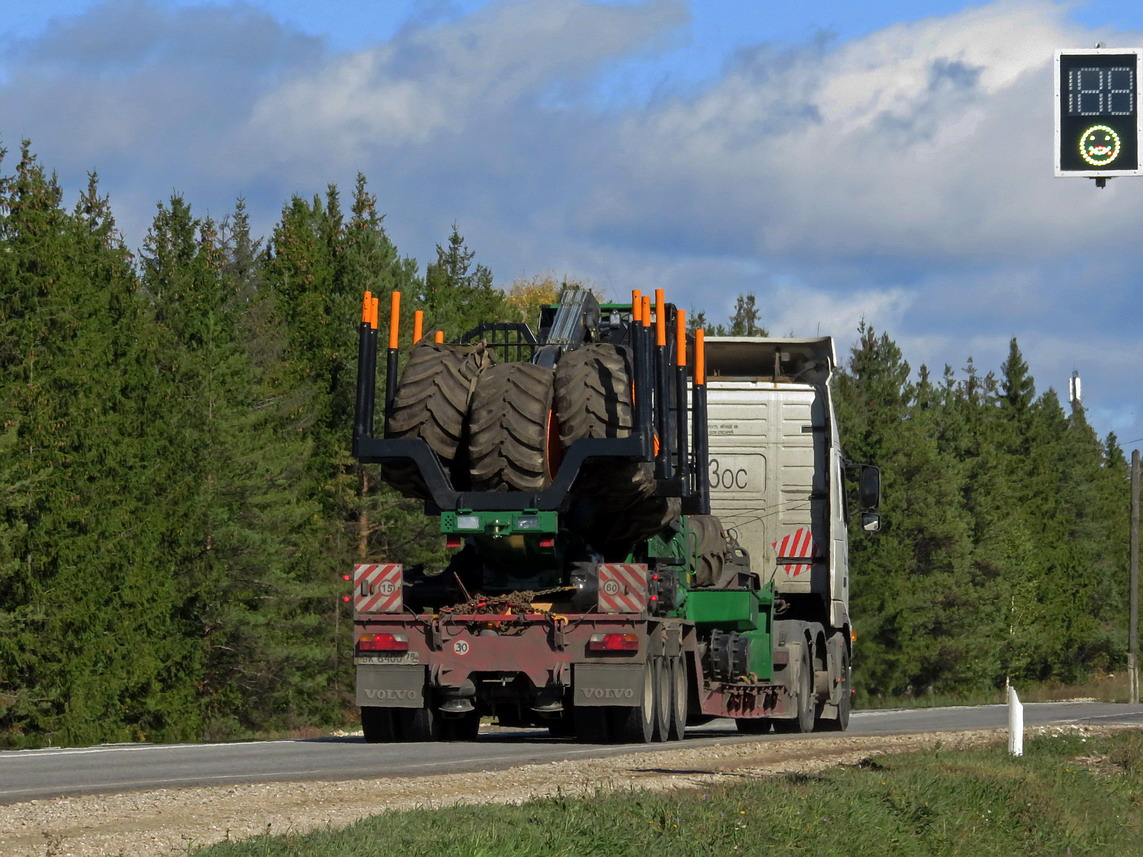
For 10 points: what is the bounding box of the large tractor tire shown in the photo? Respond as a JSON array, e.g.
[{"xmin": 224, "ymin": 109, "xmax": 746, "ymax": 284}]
[
  {"xmin": 596, "ymin": 495, "xmax": 682, "ymax": 556},
  {"xmin": 554, "ymin": 343, "xmax": 652, "ymax": 507},
  {"xmin": 468, "ymin": 362, "xmax": 558, "ymax": 492},
  {"xmin": 688, "ymin": 515, "xmax": 727, "ymax": 587},
  {"xmin": 384, "ymin": 341, "xmax": 493, "ymax": 499}
]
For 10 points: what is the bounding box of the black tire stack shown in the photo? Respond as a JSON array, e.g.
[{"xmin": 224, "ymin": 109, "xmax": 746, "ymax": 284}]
[
  {"xmin": 468, "ymin": 363, "xmax": 557, "ymax": 492},
  {"xmin": 384, "ymin": 340, "xmax": 678, "ymax": 549},
  {"xmin": 553, "ymin": 343, "xmax": 676, "ymax": 550},
  {"xmin": 383, "ymin": 341, "xmax": 493, "ymax": 498}
]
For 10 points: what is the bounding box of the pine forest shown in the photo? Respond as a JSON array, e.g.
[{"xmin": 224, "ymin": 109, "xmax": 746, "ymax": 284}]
[{"xmin": 0, "ymin": 144, "xmax": 1133, "ymax": 748}]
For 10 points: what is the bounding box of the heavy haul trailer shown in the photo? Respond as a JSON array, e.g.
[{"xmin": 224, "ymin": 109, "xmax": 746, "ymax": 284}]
[{"xmin": 350, "ymin": 288, "xmax": 880, "ymax": 743}]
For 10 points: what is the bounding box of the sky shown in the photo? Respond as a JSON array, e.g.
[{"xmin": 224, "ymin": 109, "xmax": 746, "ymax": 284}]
[{"xmin": 3, "ymin": 0, "xmax": 1143, "ymax": 448}]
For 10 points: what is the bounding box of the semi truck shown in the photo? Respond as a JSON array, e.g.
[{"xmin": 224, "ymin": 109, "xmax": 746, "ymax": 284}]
[{"xmin": 350, "ymin": 287, "xmax": 880, "ymax": 742}]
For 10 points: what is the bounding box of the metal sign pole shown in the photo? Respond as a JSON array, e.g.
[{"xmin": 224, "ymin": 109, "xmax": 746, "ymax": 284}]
[{"xmin": 1130, "ymin": 450, "xmax": 1140, "ymax": 705}]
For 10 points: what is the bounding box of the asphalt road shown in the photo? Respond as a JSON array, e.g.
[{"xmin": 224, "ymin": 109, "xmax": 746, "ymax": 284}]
[{"xmin": 2, "ymin": 701, "xmax": 1141, "ymax": 804}]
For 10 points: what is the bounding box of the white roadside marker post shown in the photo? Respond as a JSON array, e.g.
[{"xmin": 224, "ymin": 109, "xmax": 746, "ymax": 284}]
[{"xmin": 1008, "ymin": 686, "xmax": 1024, "ymax": 756}]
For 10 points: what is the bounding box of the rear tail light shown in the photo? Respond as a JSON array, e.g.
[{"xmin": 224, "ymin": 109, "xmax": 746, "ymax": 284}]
[
  {"xmin": 357, "ymin": 632, "xmax": 409, "ymax": 652},
  {"xmin": 587, "ymin": 633, "xmax": 640, "ymax": 652}
]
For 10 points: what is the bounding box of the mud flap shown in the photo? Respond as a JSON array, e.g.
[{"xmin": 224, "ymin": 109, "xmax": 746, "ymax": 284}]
[
  {"xmin": 357, "ymin": 665, "xmax": 424, "ymax": 708},
  {"xmin": 573, "ymin": 663, "xmax": 645, "ymax": 707}
]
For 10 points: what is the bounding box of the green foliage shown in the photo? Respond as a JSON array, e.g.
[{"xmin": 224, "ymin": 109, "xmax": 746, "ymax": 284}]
[
  {"xmin": 418, "ymin": 223, "xmax": 511, "ymax": 340},
  {"xmin": 0, "ymin": 147, "xmax": 501, "ymax": 747},
  {"xmin": 193, "ymin": 731, "xmax": 1143, "ymax": 856},
  {"xmin": 836, "ymin": 327, "xmax": 1131, "ymax": 699},
  {"xmin": 690, "ymin": 292, "xmax": 769, "ymax": 336}
]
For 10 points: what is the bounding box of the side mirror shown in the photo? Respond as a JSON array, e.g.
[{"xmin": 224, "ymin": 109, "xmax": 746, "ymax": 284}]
[
  {"xmin": 858, "ymin": 465, "xmax": 881, "ymax": 511},
  {"xmin": 861, "ymin": 512, "xmax": 881, "ymax": 533}
]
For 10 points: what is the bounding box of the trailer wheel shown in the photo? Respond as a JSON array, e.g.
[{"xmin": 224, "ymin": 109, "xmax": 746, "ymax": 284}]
[
  {"xmin": 819, "ymin": 648, "xmax": 851, "ymax": 732},
  {"xmin": 361, "ymin": 707, "xmax": 397, "ymax": 743},
  {"xmin": 618, "ymin": 659, "xmax": 656, "ymax": 743},
  {"xmin": 468, "ymin": 362, "xmax": 558, "ymax": 492},
  {"xmin": 652, "ymin": 657, "xmax": 671, "ymax": 742},
  {"xmin": 667, "ymin": 654, "xmax": 688, "ymax": 741},
  {"xmin": 385, "ymin": 341, "xmax": 493, "ymax": 498},
  {"xmin": 395, "ymin": 706, "xmax": 442, "ymax": 742},
  {"xmin": 573, "ymin": 706, "xmax": 612, "ymax": 743},
  {"xmin": 774, "ymin": 646, "xmax": 815, "ymax": 734},
  {"xmin": 554, "ymin": 343, "xmax": 652, "ymax": 505}
]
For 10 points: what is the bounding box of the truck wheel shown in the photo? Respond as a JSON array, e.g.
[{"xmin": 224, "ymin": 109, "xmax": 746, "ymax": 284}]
[
  {"xmin": 554, "ymin": 343, "xmax": 652, "ymax": 505},
  {"xmin": 775, "ymin": 646, "xmax": 815, "ymax": 734},
  {"xmin": 618, "ymin": 659, "xmax": 656, "ymax": 743},
  {"xmin": 361, "ymin": 707, "xmax": 397, "ymax": 743},
  {"xmin": 819, "ymin": 649, "xmax": 851, "ymax": 732},
  {"xmin": 395, "ymin": 706, "xmax": 442, "ymax": 742},
  {"xmin": 573, "ymin": 706, "xmax": 612, "ymax": 743},
  {"xmin": 667, "ymin": 654, "xmax": 688, "ymax": 741},
  {"xmin": 652, "ymin": 657, "xmax": 671, "ymax": 742},
  {"xmin": 468, "ymin": 363, "xmax": 558, "ymax": 492},
  {"xmin": 385, "ymin": 341, "xmax": 492, "ymax": 498}
]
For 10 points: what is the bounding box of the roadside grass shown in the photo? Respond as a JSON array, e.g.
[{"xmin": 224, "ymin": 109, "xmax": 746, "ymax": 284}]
[
  {"xmin": 857, "ymin": 672, "xmax": 1130, "ymax": 710},
  {"xmin": 191, "ymin": 729, "xmax": 1143, "ymax": 857}
]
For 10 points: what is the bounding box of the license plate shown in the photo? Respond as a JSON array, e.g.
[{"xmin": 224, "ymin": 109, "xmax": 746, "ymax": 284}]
[{"xmin": 355, "ymin": 652, "xmax": 420, "ymax": 665}]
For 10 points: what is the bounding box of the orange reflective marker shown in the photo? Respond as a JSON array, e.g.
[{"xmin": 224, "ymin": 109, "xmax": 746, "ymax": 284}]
[
  {"xmin": 361, "ymin": 291, "xmax": 373, "ymax": 324},
  {"xmin": 370, "ymin": 297, "xmax": 379, "ymax": 331},
  {"xmin": 676, "ymin": 310, "xmax": 686, "ymax": 366},
  {"xmin": 632, "ymin": 290, "xmax": 642, "ymax": 323},
  {"xmin": 434, "ymin": 330, "xmax": 444, "ymax": 344},
  {"xmin": 642, "ymin": 296, "xmax": 651, "ymax": 328},
  {"xmin": 388, "ymin": 292, "xmax": 401, "ymax": 346},
  {"xmin": 695, "ymin": 329, "xmax": 706, "ymax": 385},
  {"xmin": 655, "ymin": 289, "xmax": 666, "ymax": 347},
  {"xmin": 413, "ymin": 310, "xmax": 424, "ymax": 343}
]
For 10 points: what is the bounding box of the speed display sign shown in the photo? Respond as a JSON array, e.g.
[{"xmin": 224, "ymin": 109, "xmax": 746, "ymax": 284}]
[{"xmin": 1055, "ymin": 48, "xmax": 1143, "ymax": 177}]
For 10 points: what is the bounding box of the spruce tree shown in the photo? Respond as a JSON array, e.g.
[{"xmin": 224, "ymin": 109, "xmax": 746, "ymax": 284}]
[
  {"xmin": 419, "ymin": 224, "xmax": 508, "ymax": 340},
  {"xmin": 0, "ymin": 147, "xmax": 195, "ymax": 745}
]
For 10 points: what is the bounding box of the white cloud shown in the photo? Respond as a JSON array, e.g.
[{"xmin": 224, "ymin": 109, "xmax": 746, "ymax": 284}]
[
  {"xmin": 238, "ymin": 0, "xmax": 686, "ymax": 171},
  {"xmin": 1, "ymin": 0, "xmax": 1141, "ymax": 445},
  {"xmin": 584, "ymin": 0, "xmax": 1143, "ymax": 268}
]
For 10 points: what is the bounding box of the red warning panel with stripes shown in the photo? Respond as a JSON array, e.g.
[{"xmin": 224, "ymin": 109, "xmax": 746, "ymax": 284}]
[
  {"xmin": 354, "ymin": 563, "xmax": 403, "ymax": 614},
  {"xmin": 597, "ymin": 563, "xmax": 649, "ymax": 613},
  {"xmin": 771, "ymin": 528, "xmax": 819, "ymax": 577}
]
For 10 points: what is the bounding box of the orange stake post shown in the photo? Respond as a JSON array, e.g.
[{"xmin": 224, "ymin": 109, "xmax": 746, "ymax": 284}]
[
  {"xmin": 655, "ymin": 289, "xmax": 666, "ymax": 348},
  {"xmin": 413, "ymin": 310, "xmax": 424, "ymax": 343},
  {"xmin": 388, "ymin": 292, "xmax": 401, "ymax": 347}
]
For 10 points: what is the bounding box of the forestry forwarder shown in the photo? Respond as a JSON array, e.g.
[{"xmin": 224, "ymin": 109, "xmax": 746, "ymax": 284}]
[{"xmin": 350, "ymin": 287, "xmax": 880, "ymax": 742}]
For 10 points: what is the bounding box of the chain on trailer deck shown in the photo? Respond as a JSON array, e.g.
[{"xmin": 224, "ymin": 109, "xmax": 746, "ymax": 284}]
[{"xmin": 435, "ymin": 586, "xmax": 577, "ymax": 619}]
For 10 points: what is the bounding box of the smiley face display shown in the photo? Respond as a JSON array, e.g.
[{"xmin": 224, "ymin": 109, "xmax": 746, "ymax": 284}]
[{"xmin": 1079, "ymin": 124, "xmax": 1121, "ymax": 166}]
